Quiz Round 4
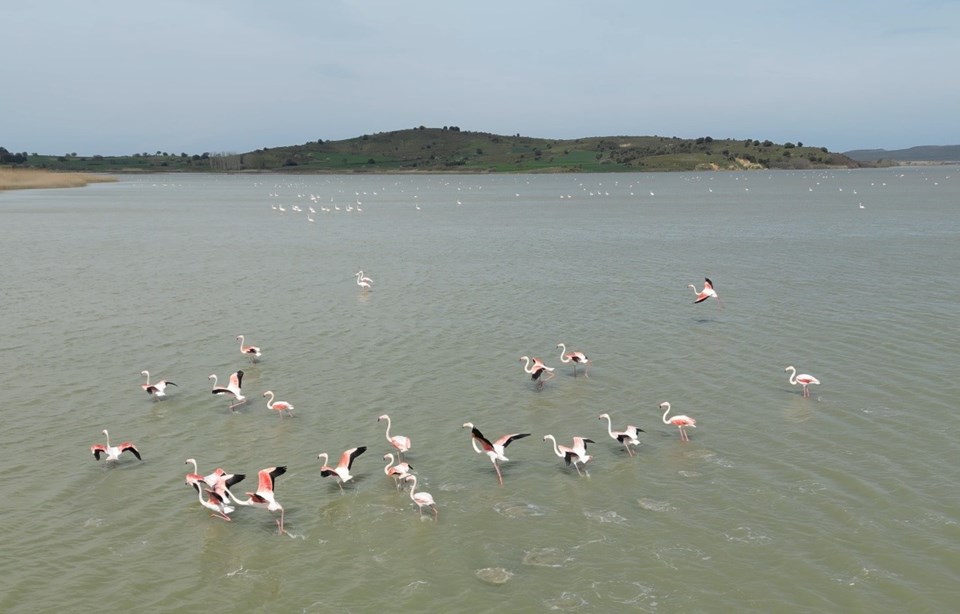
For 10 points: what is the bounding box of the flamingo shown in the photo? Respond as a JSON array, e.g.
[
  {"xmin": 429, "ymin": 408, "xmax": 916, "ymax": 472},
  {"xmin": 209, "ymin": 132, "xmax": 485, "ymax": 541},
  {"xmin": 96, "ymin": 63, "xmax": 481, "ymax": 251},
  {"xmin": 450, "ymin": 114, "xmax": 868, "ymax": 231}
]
[
  {"xmin": 382, "ymin": 453, "xmax": 412, "ymax": 489},
  {"xmin": 519, "ymin": 356, "xmax": 555, "ymax": 391},
  {"xmin": 785, "ymin": 366, "xmax": 820, "ymax": 398},
  {"xmin": 195, "ymin": 487, "xmax": 234, "ymax": 522},
  {"xmin": 317, "ymin": 446, "xmax": 367, "ymax": 492},
  {"xmin": 461, "ymin": 422, "xmax": 530, "ymax": 486},
  {"xmin": 226, "ymin": 466, "xmax": 287, "ymax": 535},
  {"xmin": 556, "ymin": 343, "xmax": 590, "ymax": 378},
  {"xmin": 542, "ymin": 435, "xmax": 593, "ymax": 476},
  {"xmin": 209, "ymin": 371, "xmax": 245, "ymax": 410},
  {"xmin": 140, "ymin": 370, "xmax": 177, "ymax": 399},
  {"xmin": 236, "ymin": 335, "xmax": 261, "ymax": 361},
  {"xmin": 262, "ymin": 390, "xmax": 294, "ymax": 418},
  {"xmin": 659, "ymin": 402, "xmax": 696, "ymax": 442},
  {"xmin": 598, "ymin": 413, "xmax": 644, "ymax": 456},
  {"xmin": 378, "ymin": 414, "xmax": 411, "ymax": 459},
  {"xmin": 689, "ymin": 277, "xmax": 722, "ymax": 309},
  {"xmin": 355, "ymin": 271, "xmax": 372, "ymax": 290},
  {"xmin": 404, "ymin": 475, "xmax": 438, "ymax": 519},
  {"xmin": 91, "ymin": 429, "xmax": 142, "ymax": 462},
  {"xmin": 184, "ymin": 458, "xmax": 219, "ymax": 490}
]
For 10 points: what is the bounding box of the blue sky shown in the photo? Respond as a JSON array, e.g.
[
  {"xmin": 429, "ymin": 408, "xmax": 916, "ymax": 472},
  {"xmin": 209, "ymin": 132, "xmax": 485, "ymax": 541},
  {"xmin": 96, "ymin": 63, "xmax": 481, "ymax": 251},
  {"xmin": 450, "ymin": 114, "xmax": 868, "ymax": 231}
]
[{"xmin": 2, "ymin": 1, "xmax": 958, "ymax": 155}]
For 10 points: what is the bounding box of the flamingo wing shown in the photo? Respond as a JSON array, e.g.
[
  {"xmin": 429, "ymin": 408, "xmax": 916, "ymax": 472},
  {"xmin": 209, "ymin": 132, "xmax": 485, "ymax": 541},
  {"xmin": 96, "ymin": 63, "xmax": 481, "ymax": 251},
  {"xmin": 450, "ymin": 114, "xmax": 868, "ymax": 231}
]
[
  {"xmin": 258, "ymin": 465, "xmax": 286, "ymax": 493},
  {"xmin": 120, "ymin": 443, "xmax": 142, "ymax": 460},
  {"xmin": 496, "ymin": 433, "xmax": 531, "ymax": 448},
  {"xmin": 91, "ymin": 444, "xmax": 107, "ymax": 460},
  {"xmin": 469, "ymin": 426, "xmax": 495, "ymax": 451},
  {"xmin": 343, "ymin": 446, "xmax": 367, "ymax": 470},
  {"xmin": 230, "ymin": 370, "xmax": 244, "ymax": 389}
]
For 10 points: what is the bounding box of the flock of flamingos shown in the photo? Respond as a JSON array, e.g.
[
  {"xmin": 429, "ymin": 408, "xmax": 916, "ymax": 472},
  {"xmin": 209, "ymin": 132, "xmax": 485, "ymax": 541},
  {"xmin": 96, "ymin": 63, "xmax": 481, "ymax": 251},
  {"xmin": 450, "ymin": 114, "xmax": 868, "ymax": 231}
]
[{"xmin": 90, "ymin": 275, "xmax": 821, "ymax": 535}]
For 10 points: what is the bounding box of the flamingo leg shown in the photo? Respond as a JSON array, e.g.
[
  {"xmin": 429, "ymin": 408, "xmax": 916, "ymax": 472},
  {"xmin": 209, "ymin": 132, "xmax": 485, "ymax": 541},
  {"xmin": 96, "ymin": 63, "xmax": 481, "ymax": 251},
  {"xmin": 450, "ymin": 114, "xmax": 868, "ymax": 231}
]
[
  {"xmin": 624, "ymin": 443, "xmax": 634, "ymax": 457},
  {"xmin": 493, "ymin": 461, "xmax": 503, "ymax": 486}
]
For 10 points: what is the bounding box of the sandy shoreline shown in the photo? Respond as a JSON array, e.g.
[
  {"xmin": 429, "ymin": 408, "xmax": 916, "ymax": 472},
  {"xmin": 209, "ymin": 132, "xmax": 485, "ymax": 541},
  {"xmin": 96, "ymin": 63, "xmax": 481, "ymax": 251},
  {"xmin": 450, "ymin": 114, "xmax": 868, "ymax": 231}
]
[{"xmin": 0, "ymin": 168, "xmax": 117, "ymax": 191}]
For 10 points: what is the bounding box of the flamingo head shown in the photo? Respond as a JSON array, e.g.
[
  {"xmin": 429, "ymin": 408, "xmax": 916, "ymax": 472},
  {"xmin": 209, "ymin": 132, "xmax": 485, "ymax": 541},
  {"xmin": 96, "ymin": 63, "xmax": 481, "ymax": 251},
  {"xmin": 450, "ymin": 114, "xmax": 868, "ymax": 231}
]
[
  {"xmin": 141, "ymin": 370, "xmax": 149, "ymax": 376},
  {"xmin": 658, "ymin": 402, "xmax": 670, "ymax": 410},
  {"xmin": 461, "ymin": 422, "xmax": 474, "ymax": 429},
  {"xmin": 377, "ymin": 414, "xmax": 388, "ymax": 422},
  {"xmin": 382, "ymin": 453, "xmax": 393, "ymax": 461},
  {"xmin": 598, "ymin": 413, "xmax": 609, "ymax": 420},
  {"xmin": 263, "ymin": 390, "xmax": 272, "ymax": 397}
]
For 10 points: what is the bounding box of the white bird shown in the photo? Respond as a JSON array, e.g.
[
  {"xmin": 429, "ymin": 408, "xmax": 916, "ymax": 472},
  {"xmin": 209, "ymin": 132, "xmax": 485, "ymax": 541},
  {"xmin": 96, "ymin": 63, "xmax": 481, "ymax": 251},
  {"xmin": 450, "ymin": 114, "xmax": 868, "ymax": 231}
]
[
  {"xmin": 90, "ymin": 429, "xmax": 142, "ymax": 462},
  {"xmin": 317, "ymin": 446, "xmax": 367, "ymax": 492},
  {"xmin": 140, "ymin": 370, "xmax": 177, "ymax": 399},
  {"xmin": 543, "ymin": 434, "xmax": 593, "ymax": 476},
  {"xmin": 461, "ymin": 422, "xmax": 530, "ymax": 486},
  {"xmin": 209, "ymin": 370, "xmax": 246, "ymax": 410},
  {"xmin": 598, "ymin": 413, "xmax": 643, "ymax": 456},
  {"xmin": 404, "ymin": 475, "xmax": 438, "ymax": 519},
  {"xmin": 382, "ymin": 453, "xmax": 412, "ymax": 489}
]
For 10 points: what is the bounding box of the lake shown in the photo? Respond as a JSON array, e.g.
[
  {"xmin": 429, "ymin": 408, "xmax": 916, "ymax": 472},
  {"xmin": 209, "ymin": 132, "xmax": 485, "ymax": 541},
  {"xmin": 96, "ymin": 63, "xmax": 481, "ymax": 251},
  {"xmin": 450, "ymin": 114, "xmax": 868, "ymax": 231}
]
[{"xmin": 1, "ymin": 168, "xmax": 958, "ymax": 612}]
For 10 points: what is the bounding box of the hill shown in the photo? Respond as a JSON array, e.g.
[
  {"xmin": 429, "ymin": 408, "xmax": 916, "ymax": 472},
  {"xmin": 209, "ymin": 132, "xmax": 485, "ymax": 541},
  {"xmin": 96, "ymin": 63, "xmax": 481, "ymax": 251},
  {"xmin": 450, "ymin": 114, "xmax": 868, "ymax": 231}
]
[
  {"xmin": 843, "ymin": 144, "xmax": 960, "ymax": 163},
  {"xmin": 10, "ymin": 128, "xmax": 864, "ymax": 174}
]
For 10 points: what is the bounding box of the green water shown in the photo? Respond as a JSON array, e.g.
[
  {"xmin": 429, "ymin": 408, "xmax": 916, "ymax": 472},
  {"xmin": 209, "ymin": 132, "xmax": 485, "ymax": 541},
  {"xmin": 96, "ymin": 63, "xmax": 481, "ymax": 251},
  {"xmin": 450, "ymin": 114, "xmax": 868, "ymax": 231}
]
[{"xmin": 1, "ymin": 168, "xmax": 958, "ymax": 612}]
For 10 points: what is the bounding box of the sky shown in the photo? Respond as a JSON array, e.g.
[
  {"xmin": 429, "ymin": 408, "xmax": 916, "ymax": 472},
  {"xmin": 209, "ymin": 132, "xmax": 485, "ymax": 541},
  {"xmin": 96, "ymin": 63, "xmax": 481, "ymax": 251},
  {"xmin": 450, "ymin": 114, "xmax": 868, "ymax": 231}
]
[{"xmin": 2, "ymin": 0, "xmax": 958, "ymax": 156}]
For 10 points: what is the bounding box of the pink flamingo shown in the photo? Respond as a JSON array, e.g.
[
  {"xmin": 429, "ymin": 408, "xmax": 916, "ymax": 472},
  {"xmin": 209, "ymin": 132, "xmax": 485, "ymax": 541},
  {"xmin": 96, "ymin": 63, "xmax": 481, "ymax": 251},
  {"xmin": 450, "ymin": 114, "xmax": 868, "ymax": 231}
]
[
  {"xmin": 262, "ymin": 390, "xmax": 294, "ymax": 418},
  {"xmin": 785, "ymin": 366, "xmax": 820, "ymax": 398},
  {"xmin": 355, "ymin": 270, "xmax": 373, "ymax": 290},
  {"xmin": 317, "ymin": 446, "xmax": 367, "ymax": 492},
  {"xmin": 598, "ymin": 413, "xmax": 644, "ymax": 456},
  {"xmin": 689, "ymin": 277, "xmax": 722, "ymax": 309},
  {"xmin": 519, "ymin": 356, "xmax": 555, "ymax": 390},
  {"xmin": 140, "ymin": 370, "xmax": 177, "ymax": 399},
  {"xmin": 236, "ymin": 335, "xmax": 261, "ymax": 361},
  {"xmin": 195, "ymin": 487, "xmax": 234, "ymax": 522},
  {"xmin": 660, "ymin": 402, "xmax": 696, "ymax": 442},
  {"xmin": 462, "ymin": 422, "xmax": 530, "ymax": 486},
  {"xmin": 90, "ymin": 429, "xmax": 142, "ymax": 462},
  {"xmin": 543, "ymin": 434, "xmax": 594, "ymax": 476},
  {"xmin": 227, "ymin": 466, "xmax": 287, "ymax": 535},
  {"xmin": 404, "ymin": 475, "xmax": 438, "ymax": 519},
  {"xmin": 209, "ymin": 371, "xmax": 246, "ymax": 410},
  {"xmin": 382, "ymin": 453, "xmax": 412, "ymax": 489},
  {"xmin": 556, "ymin": 343, "xmax": 590, "ymax": 378},
  {"xmin": 378, "ymin": 414, "xmax": 411, "ymax": 459}
]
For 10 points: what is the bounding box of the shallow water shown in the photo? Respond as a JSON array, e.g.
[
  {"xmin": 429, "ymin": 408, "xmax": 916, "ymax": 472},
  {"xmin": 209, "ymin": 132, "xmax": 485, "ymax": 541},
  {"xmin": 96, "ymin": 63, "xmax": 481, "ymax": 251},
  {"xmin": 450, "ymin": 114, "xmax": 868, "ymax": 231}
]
[{"xmin": 2, "ymin": 168, "xmax": 958, "ymax": 612}]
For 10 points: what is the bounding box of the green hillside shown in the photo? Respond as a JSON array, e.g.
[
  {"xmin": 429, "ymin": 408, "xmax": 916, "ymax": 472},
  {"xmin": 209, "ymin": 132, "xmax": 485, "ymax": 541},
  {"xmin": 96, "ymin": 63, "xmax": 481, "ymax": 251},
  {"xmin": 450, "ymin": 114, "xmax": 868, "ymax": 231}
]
[{"xmin": 6, "ymin": 128, "xmax": 863, "ymax": 173}]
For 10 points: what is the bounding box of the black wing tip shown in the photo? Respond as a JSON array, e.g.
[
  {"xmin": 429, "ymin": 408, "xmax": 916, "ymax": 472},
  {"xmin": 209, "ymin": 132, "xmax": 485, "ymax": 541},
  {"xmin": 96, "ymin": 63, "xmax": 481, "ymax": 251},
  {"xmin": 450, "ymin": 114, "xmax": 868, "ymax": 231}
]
[{"xmin": 130, "ymin": 448, "xmax": 143, "ymax": 461}]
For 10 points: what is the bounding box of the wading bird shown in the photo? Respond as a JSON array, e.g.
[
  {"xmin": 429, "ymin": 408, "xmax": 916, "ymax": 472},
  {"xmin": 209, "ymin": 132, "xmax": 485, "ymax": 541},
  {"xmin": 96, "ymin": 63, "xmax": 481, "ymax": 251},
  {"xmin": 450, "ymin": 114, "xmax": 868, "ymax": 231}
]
[
  {"xmin": 262, "ymin": 390, "xmax": 294, "ymax": 418},
  {"xmin": 542, "ymin": 434, "xmax": 593, "ymax": 476},
  {"xmin": 556, "ymin": 343, "xmax": 590, "ymax": 378},
  {"xmin": 195, "ymin": 487, "xmax": 234, "ymax": 522},
  {"xmin": 140, "ymin": 370, "xmax": 177, "ymax": 399},
  {"xmin": 519, "ymin": 356, "xmax": 555, "ymax": 391},
  {"xmin": 382, "ymin": 453, "xmax": 412, "ymax": 489},
  {"xmin": 689, "ymin": 278, "xmax": 722, "ymax": 309},
  {"xmin": 462, "ymin": 422, "xmax": 530, "ymax": 486},
  {"xmin": 236, "ymin": 335, "xmax": 261, "ymax": 361},
  {"xmin": 317, "ymin": 446, "xmax": 367, "ymax": 492},
  {"xmin": 209, "ymin": 370, "xmax": 246, "ymax": 410},
  {"xmin": 378, "ymin": 414, "xmax": 411, "ymax": 459},
  {"xmin": 91, "ymin": 429, "xmax": 142, "ymax": 462},
  {"xmin": 785, "ymin": 366, "xmax": 820, "ymax": 398},
  {"xmin": 659, "ymin": 402, "xmax": 696, "ymax": 442},
  {"xmin": 598, "ymin": 413, "xmax": 644, "ymax": 456},
  {"xmin": 355, "ymin": 271, "xmax": 372, "ymax": 290},
  {"xmin": 404, "ymin": 475, "xmax": 438, "ymax": 519},
  {"xmin": 227, "ymin": 466, "xmax": 287, "ymax": 535}
]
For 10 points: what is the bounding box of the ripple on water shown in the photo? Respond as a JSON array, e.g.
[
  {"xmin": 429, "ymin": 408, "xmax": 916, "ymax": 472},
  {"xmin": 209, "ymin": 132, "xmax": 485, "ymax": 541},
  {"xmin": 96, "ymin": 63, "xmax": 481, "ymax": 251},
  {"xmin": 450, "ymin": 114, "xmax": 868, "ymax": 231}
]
[
  {"xmin": 522, "ymin": 547, "xmax": 572, "ymax": 568},
  {"xmin": 493, "ymin": 501, "xmax": 547, "ymax": 518},
  {"xmin": 544, "ymin": 591, "xmax": 589, "ymax": 611},
  {"xmin": 590, "ymin": 580, "xmax": 658, "ymax": 608},
  {"xmin": 475, "ymin": 567, "xmax": 513, "ymax": 585},
  {"xmin": 637, "ymin": 498, "xmax": 677, "ymax": 513},
  {"xmin": 723, "ymin": 525, "xmax": 773, "ymax": 545},
  {"xmin": 583, "ymin": 509, "xmax": 628, "ymax": 525}
]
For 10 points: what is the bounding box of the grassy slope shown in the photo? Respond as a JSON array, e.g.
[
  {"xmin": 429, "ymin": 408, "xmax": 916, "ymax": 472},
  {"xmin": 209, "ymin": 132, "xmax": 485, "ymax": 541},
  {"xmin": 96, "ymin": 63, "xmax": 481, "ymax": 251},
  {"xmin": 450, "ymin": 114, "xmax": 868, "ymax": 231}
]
[{"xmin": 17, "ymin": 129, "xmax": 862, "ymax": 173}]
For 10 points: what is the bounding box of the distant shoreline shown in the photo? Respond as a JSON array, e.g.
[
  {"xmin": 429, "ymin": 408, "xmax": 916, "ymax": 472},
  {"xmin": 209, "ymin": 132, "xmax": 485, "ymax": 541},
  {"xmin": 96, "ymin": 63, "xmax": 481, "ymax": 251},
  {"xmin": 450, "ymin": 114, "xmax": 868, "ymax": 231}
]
[{"xmin": 0, "ymin": 168, "xmax": 117, "ymax": 191}]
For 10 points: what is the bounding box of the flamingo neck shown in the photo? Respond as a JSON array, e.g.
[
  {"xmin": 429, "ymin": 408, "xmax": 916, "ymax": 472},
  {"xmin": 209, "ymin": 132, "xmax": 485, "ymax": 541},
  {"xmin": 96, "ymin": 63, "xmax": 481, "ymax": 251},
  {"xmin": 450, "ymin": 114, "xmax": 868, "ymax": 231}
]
[
  {"xmin": 383, "ymin": 417, "xmax": 392, "ymax": 439},
  {"xmin": 264, "ymin": 391, "xmax": 274, "ymax": 408},
  {"xmin": 545, "ymin": 435, "xmax": 562, "ymax": 457},
  {"xmin": 407, "ymin": 477, "xmax": 417, "ymax": 497},
  {"xmin": 318, "ymin": 453, "xmax": 329, "ymax": 467},
  {"xmin": 601, "ymin": 415, "xmax": 615, "ymax": 437},
  {"xmin": 786, "ymin": 367, "xmax": 797, "ymax": 385},
  {"xmin": 661, "ymin": 405, "xmax": 672, "ymax": 425},
  {"xmin": 103, "ymin": 431, "xmax": 111, "ymax": 448},
  {"xmin": 383, "ymin": 455, "xmax": 394, "ymax": 474},
  {"xmin": 521, "ymin": 356, "xmax": 533, "ymax": 374}
]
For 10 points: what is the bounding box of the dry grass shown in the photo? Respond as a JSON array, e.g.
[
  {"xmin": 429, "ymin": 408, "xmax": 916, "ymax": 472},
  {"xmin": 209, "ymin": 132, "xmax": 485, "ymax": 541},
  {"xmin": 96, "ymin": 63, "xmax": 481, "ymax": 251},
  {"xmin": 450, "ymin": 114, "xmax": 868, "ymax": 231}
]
[{"xmin": 0, "ymin": 168, "xmax": 117, "ymax": 191}]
